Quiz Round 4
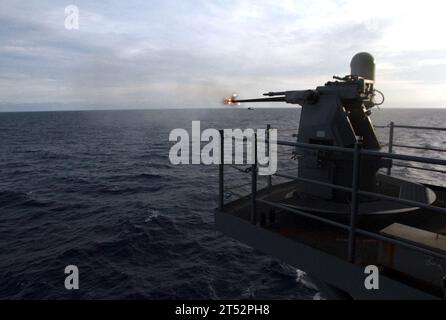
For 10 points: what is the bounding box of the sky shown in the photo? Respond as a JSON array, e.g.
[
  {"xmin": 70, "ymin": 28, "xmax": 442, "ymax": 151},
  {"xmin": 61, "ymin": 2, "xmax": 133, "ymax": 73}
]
[{"xmin": 1, "ymin": 0, "xmax": 446, "ymax": 111}]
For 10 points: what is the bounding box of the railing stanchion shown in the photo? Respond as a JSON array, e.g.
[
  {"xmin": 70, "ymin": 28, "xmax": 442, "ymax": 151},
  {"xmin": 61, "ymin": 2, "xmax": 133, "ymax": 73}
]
[
  {"xmin": 387, "ymin": 121, "xmax": 394, "ymax": 175},
  {"xmin": 251, "ymin": 133, "xmax": 258, "ymax": 224},
  {"xmin": 266, "ymin": 124, "xmax": 272, "ymax": 192},
  {"xmin": 218, "ymin": 130, "xmax": 224, "ymax": 211},
  {"xmin": 348, "ymin": 138, "xmax": 362, "ymax": 263}
]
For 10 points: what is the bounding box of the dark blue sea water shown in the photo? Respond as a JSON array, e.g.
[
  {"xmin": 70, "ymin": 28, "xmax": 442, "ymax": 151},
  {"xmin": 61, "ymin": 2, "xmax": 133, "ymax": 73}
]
[{"xmin": 1, "ymin": 108, "xmax": 445, "ymax": 299}]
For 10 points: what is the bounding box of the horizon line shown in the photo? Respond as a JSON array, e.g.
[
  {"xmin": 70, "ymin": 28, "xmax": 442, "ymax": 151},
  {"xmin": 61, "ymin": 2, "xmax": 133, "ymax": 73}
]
[{"xmin": 2, "ymin": 106, "xmax": 446, "ymax": 114}]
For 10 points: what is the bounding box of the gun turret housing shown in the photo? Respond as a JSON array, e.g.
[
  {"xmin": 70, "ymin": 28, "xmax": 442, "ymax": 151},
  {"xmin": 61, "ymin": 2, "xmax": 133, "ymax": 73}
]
[{"xmin": 230, "ymin": 53, "xmax": 387, "ymax": 202}]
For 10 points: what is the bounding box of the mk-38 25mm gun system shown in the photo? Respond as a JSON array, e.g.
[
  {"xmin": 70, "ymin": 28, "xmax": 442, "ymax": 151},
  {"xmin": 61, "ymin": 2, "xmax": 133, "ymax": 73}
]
[{"xmin": 216, "ymin": 53, "xmax": 446, "ymax": 299}]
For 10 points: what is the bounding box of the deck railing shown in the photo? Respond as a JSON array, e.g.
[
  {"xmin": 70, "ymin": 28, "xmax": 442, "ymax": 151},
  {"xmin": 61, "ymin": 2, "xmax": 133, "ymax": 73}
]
[
  {"xmin": 379, "ymin": 122, "xmax": 446, "ymax": 175},
  {"xmin": 218, "ymin": 123, "xmax": 446, "ymax": 264}
]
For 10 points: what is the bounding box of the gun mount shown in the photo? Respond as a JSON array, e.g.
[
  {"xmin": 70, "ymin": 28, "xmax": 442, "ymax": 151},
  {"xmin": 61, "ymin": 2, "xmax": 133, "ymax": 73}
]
[
  {"xmin": 228, "ymin": 53, "xmax": 435, "ymax": 211},
  {"xmin": 216, "ymin": 53, "xmax": 446, "ymax": 300}
]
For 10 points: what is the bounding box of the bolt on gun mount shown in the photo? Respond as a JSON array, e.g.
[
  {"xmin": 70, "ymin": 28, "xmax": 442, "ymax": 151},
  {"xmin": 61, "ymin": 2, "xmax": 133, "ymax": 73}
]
[{"xmin": 232, "ymin": 53, "xmax": 388, "ymax": 202}]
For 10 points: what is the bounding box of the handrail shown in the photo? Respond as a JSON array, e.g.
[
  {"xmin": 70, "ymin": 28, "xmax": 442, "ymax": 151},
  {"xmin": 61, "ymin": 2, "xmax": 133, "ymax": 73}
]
[
  {"xmin": 358, "ymin": 189, "xmax": 446, "ymax": 215},
  {"xmin": 275, "ymin": 139, "xmax": 446, "ymax": 166},
  {"xmin": 375, "ymin": 124, "xmax": 446, "ymax": 131},
  {"xmin": 275, "ymin": 172, "xmax": 446, "ymax": 215},
  {"xmin": 258, "ymin": 199, "xmax": 446, "ymax": 261},
  {"xmin": 362, "ymin": 149, "xmax": 446, "ymax": 166},
  {"xmin": 393, "ymin": 144, "xmax": 446, "ymax": 153},
  {"xmin": 277, "ymin": 140, "xmax": 354, "ymax": 153},
  {"xmin": 394, "ymin": 163, "xmax": 446, "ymax": 174},
  {"xmin": 393, "ymin": 124, "xmax": 446, "ymax": 131},
  {"xmin": 381, "ymin": 121, "xmax": 446, "ymax": 175},
  {"xmin": 219, "ymin": 122, "xmax": 446, "ymax": 269},
  {"xmin": 275, "ymin": 172, "xmax": 352, "ymax": 192}
]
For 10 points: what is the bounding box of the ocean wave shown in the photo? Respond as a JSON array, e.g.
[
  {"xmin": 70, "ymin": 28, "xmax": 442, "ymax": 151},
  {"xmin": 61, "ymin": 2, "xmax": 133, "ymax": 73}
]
[{"xmin": 2, "ymin": 108, "xmax": 441, "ymax": 299}]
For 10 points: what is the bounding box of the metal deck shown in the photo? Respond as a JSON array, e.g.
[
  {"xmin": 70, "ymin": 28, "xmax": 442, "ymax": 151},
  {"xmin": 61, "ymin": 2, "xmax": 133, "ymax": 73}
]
[
  {"xmin": 215, "ymin": 123, "xmax": 446, "ymax": 299},
  {"xmin": 216, "ymin": 181, "xmax": 446, "ymax": 299}
]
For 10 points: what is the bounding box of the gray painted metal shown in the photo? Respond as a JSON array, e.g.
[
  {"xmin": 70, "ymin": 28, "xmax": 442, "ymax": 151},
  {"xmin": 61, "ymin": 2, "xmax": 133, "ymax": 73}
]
[
  {"xmin": 350, "ymin": 52, "xmax": 375, "ymax": 81},
  {"xmin": 387, "ymin": 121, "xmax": 394, "ymax": 175},
  {"xmin": 232, "ymin": 53, "xmax": 383, "ymax": 202},
  {"xmin": 218, "ymin": 130, "xmax": 224, "ymax": 211},
  {"xmin": 257, "ymin": 198, "xmax": 446, "ymax": 261},
  {"xmin": 394, "ymin": 124, "xmax": 446, "ymax": 131},
  {"xmin": 216, "ymin": 53, "xmax": 446, "ymax": 300},
  {"xmin": 348, "ymin": 140, "xmax": 362, "ymax": 262},
  {"xmin": 266, "ymin": 124, "xmax": 272, "ymax": 192},
  {"xmin": 215, "ymin": 210, "xmax": 437, "ymax": 300},
  {"xmin": 393, "ymin": 144, "xmax": 446, "ymax": 153},
  {"xmin": 251, "ymin": 133, "xmax": 257, "ymax": 224}
]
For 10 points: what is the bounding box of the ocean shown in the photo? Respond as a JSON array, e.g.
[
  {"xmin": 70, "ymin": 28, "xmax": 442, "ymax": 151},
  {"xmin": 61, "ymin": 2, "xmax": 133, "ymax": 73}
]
[{"xmin": 1, "ymin": 108, "xmax": 445, "ymax": 299}]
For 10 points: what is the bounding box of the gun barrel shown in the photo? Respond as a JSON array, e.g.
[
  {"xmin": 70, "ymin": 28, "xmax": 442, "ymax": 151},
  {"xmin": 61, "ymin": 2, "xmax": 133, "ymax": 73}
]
[
  {"xmin": 233, "ymin": 97, "xmax": 286, "ymax": 103},
  {"xmin": 263, "ymin": 91, "xmax": 287, "ymax": 97}
]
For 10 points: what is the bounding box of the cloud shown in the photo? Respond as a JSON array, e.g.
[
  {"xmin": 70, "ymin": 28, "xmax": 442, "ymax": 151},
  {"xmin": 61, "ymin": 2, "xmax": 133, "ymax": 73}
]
[{"xmin": 0, "ymin": 0, "xmax": 446, "ymax": 110}]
